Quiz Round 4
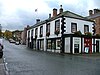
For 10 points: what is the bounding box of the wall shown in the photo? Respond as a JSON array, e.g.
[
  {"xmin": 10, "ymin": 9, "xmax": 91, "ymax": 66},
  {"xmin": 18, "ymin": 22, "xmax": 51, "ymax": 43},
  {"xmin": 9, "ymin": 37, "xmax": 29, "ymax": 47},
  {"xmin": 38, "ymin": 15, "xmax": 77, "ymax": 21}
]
[
  {"xmin": 65, "ymin": 37, "xmax": 70, "ymax": 53},
  {"xmin": 65, "ymin": 17, "xmax": 93, "ymax": 34}
]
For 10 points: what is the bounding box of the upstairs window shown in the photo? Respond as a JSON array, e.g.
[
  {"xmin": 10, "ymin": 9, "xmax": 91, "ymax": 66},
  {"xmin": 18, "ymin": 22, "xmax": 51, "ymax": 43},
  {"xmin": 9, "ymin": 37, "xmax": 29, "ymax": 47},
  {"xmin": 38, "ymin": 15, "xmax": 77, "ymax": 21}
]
[
  {"xmin": 31, "ymin": 29, "xmax": 33, "ymax": 36},
  {"xmin": 71, "ymin": 23, "xmax": 77, "ymax": 33},
  {"xmin": 40, "ymin": 26, "xmax": 43, "ymax": 35},
  {"xmin": 46, "ymin": 23, "xmax": 50, "ymax": 33},
  {"xmin": 40, "ymin": 26, "xmax": 43, "ymax": 37},
  {"xmin": 55, "ymin": 20, "xmax": 60, "ymax": 31},
  {"xmin": 35, "ymin": 28, "xmax": 38, "ymax": 36},
  {"xmin": 84, "ymin": 25, "xmax": 89, "ymax": 33}
]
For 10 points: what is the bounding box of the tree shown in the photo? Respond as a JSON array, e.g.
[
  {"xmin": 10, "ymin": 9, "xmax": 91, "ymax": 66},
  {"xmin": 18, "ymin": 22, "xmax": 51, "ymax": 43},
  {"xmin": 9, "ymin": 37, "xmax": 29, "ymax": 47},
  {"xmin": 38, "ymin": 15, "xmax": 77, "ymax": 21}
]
[{"xmin": 4, "ymin": 30, "xmax": 12, "ymax": 39}]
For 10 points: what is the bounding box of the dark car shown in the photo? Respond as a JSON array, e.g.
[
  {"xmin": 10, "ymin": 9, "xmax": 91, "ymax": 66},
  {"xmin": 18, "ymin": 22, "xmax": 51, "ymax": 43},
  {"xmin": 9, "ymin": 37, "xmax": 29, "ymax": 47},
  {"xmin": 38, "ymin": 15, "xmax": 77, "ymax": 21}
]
[{"xmin": 0, "ymin": 44, "xmax": 3, "ymax": 58}]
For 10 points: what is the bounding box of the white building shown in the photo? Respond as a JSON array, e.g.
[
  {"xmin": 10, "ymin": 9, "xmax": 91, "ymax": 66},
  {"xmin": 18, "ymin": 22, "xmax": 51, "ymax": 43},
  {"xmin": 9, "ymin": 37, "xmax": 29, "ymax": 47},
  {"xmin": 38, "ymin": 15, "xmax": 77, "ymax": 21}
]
[{"xmin": 27, "ymin": 7, "xmax": 100, "ymax": 54}]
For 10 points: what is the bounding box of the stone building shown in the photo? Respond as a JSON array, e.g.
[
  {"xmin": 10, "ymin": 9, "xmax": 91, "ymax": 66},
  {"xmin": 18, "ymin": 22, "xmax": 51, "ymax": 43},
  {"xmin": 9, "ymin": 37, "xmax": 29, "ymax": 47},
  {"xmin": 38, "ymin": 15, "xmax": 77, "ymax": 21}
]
[{"xmin": 87, "ymin": 9, "xmax": 100, "ymax": 34}]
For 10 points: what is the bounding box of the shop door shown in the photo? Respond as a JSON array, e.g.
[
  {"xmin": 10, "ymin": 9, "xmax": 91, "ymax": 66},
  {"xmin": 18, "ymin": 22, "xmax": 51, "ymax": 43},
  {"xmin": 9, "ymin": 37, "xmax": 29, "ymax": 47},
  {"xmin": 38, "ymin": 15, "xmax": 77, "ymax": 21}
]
[
  {"xmin": 74, "ymin": 44, "xmax": 79, "ymax": 53},
  {"xmin": 96, "ymin": 40, "xmax": 99, "ymax": 53}
]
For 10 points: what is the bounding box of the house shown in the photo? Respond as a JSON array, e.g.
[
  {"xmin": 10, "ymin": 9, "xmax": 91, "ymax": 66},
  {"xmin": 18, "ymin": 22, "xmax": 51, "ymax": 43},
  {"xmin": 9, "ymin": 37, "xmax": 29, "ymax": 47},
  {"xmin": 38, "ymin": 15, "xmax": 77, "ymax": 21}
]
[
  {"xmin": 21, "ymin": 25, "xmax": 29, "ymax": 45},
  {"xmin": 27, "ymin": 7, "xmax": 100, "ymax": 54},
  {"xmin": 87, "ymin": 9, "xmax": 100, "ymax": 35}
]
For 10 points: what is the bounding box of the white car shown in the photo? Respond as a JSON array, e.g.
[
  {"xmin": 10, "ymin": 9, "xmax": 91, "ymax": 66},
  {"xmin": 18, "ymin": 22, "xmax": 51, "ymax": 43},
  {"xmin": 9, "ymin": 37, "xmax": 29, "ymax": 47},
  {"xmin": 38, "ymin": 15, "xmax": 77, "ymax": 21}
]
[{"xmin": 15, "ymin": 41, "xmax": 19, "ymax": 45}]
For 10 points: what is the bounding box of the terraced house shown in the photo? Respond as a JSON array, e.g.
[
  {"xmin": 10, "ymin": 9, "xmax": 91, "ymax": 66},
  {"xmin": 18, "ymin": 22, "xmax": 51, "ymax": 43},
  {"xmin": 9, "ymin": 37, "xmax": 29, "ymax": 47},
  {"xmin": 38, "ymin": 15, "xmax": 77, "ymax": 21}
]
[{"xmin": 27, "ymin": 7, "xmax": 100, "ymax": 54}]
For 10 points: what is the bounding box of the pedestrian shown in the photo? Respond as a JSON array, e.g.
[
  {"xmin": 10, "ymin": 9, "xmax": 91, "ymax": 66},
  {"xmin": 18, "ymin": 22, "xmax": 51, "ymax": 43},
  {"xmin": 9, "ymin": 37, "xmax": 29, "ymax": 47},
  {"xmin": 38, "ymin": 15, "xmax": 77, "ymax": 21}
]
[{"xmin": 0, "ymin": 43, "xmax": 3, "ymax": 58}]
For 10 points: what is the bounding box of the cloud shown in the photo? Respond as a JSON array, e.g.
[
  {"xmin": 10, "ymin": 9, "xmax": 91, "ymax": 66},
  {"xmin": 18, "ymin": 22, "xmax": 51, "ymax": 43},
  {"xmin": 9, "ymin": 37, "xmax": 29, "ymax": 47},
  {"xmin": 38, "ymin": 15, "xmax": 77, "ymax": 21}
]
[{"xmin": 0, "ymin": 0, "xmax": 100, "ymax": 31}]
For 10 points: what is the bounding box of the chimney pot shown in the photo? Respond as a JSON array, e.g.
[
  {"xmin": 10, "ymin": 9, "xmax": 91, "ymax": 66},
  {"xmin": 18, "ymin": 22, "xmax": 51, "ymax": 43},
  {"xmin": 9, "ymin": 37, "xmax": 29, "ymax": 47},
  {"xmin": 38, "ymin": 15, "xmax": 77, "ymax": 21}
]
[
  {"xmin": 49, "ymin": 14, "xmax": 51, "ymax": 18},
  {"xmin": 59, "ymin": 5, "xmax": 63, "ymax": 14},
  {"xmin": 53, "ymin": 8, "xmax": 57, "ymax": 17},
  {"xmin": 36, "ymin": 19, "xmax": 40, "ymax": 23},
  {"xmin": 94, "ymin": 9, "xmax": 100, "ymax": 14},
  {"xmin": 89, "ymin": 10, "xmax": 93, "ymax": 16}
]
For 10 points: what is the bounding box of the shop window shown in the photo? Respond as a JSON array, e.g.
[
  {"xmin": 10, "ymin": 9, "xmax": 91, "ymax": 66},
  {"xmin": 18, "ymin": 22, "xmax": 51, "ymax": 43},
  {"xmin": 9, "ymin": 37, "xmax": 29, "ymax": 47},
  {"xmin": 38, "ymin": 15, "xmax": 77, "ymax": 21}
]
[
  {"xmin": 56, "ymin": 40, "xmax": 60, "ymax": 49},
  {"xmin": 33, "ymin": 40, "xmax": 36, "ymax": 49},
  {"xmin": 52, "ymin": 40, "xmax": 56, "ymax": 49},
  {"xmin": 47, "ymin": 40, "xmax": 51, "ymax": 49},
  {"xmin": 40, "ymin": 40, "xmax": 44, "ymax": 50}
]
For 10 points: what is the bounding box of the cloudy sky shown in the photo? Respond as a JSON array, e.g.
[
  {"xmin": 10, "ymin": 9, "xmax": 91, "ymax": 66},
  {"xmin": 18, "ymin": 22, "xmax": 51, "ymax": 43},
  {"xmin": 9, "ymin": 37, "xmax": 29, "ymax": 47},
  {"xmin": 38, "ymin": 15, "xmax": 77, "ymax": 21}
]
[{"xmin": 0, "ymin": 0, "xmax": 100, "ymax": 31}]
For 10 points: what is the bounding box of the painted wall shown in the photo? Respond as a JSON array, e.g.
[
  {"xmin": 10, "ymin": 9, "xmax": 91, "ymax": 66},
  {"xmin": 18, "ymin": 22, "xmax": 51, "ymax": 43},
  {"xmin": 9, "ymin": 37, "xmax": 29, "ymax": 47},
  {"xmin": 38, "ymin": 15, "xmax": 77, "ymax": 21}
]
[
  {"xmin": 65, "ymin": 17, "xmax": 93, "ymax": 34},
  {"xmin": 65, "ymin": 37, "xmax": 70, "ymax": 53}
]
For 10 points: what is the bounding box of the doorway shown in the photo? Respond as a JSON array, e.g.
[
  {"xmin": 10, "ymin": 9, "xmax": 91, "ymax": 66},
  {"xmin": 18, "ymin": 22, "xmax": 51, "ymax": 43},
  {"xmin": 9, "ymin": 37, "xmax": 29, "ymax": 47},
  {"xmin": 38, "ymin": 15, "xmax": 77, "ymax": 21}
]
[{"xmin": 96, "ymin": 40, "xmax": 99, "ymax": 53}]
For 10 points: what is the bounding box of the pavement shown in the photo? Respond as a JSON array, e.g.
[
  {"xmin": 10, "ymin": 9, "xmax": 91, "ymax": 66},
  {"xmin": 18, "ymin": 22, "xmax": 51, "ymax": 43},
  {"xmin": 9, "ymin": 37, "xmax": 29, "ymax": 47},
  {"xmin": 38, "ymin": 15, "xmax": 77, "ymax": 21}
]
[{"xmin": 0, "ymin": 57, "xmax": 8, "ymax": 75}]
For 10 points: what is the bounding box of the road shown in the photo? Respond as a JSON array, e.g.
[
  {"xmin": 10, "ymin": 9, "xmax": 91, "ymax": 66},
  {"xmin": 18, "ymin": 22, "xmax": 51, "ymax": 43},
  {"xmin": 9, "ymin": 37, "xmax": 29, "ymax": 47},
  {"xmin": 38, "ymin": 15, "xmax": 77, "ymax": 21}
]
[{"xmin": 3, "ymin": 40, "xmax": 100, "ymax": 75}]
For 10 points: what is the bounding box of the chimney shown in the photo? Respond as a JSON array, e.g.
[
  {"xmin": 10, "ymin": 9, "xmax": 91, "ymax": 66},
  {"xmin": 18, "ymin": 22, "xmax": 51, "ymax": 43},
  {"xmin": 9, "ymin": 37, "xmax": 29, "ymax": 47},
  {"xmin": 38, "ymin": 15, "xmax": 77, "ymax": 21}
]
[
  {"xmin": 59, "ymin": 5, "xmax": 63, "ymax": 14},
  {"xmin": 49, "ymin": 14, "xmax": 51, "ymax": 18},
  {"xmin": 53, "ymin": 8, "xmax": 57, "ymax": 17},
  {"xmin": 36, "ymin": 19, "xmax": 40, "ymax": 23},
  {"xmin": 89, "ymin": 10, "xmax": 93, "ymax": 16},
  {"xmin": 94, "ymin": 9, "xmax": 100, "ymax": 14}
]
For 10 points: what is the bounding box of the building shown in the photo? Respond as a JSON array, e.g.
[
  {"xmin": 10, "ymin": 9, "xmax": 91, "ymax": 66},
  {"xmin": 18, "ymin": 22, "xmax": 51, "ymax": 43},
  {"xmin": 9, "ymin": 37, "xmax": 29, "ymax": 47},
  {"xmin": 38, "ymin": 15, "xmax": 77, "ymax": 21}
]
[
  {"xmin": 21, "ymin": 25, "xmax": 30, "ymax": 45},
  {"xmin": 27, "ymin": 7, "xmax": 100, "ymax": 54},
  {"xmin": 87, "ymin": 9, "xmax": 100, "ymax": 34},
  {"xmin": 12, "ymin": 30, "xmax": 22, "ymax": 43}
]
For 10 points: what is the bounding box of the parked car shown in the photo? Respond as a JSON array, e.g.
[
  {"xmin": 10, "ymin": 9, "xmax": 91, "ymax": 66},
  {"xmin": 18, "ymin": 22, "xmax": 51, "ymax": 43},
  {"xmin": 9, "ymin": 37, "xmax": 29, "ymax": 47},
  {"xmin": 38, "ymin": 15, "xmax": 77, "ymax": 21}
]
[
  {"xmin": 9, "ymin": 39, "xmax": 15, "ymax": 43},
  {"xmin": 0, "ymin": 39, "xmax": 3, "ymax": 58},
  {"xmin": 15, "ymin": 41, "xmax": 20, "ymax": 45}
]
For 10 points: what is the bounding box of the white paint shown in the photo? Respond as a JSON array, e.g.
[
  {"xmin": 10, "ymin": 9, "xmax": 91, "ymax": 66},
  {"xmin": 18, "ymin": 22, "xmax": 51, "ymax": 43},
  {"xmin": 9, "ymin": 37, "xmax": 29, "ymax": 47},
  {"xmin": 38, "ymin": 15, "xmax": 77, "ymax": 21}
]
[
  {"xmin": 65, "ymin": 37, "xmax": 70, "ymax": 53},
  {"xmin": 65, "ymin": 17, "xmax": 93, "ymax": 34}
]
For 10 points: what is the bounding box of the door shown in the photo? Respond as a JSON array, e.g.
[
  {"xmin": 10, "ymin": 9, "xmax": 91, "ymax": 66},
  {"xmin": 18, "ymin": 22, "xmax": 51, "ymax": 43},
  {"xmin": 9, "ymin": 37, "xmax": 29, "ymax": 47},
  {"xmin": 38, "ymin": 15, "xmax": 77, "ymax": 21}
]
[
  {"xmin": 74, "ymin": 44, "xmax": 79, "ymax": 53},
  {"xmin": 96, "ymin": 40, "xmax": 99, "ymax": 53}
]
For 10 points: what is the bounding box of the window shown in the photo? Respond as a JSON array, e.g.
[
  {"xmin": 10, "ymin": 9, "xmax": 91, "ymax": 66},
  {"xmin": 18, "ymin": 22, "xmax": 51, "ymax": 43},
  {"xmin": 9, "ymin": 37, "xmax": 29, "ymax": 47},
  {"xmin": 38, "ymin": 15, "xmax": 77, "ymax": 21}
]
[
  {"xmin": 31, "ymin": 29, "xmax": 33, "ymax": 36},
  {"xmin": 33, "ymin": 40, "xmax": 36, "ymax": 49},
  {"xmin": 84, "ymin": 25, "xmax": 89, "ymax": 33},
  {"xmin": 71, "ymin": 23, "xmax": 77, "ymax": 33},
  {"xmin": 52, "ymin": 40, "xmax": 56, "ymax": 49},
  {"xmin": 40, "ymin": 40, "xmax": 44, "ymax": 50},
  {"xmin": 40, "ymin": 26, "xmax": 43, "ymax": 35},
  {"xmin": 55, "ymin": 20, "xmax": 60, "ymax": 31},
  {"xmin": 46, "ymin": 23, "xmax": 50, "ymax": 32},
  {"xmin": 35, "ymin": 28, "xmax": 38, "ymax": 36},
  {"xmin": 56, "ymin": 40, "xmax": 60, "ymax": 49},
  {"xmin": 47, "ymin": 40, "xmax": 51, "ymax": 49}
]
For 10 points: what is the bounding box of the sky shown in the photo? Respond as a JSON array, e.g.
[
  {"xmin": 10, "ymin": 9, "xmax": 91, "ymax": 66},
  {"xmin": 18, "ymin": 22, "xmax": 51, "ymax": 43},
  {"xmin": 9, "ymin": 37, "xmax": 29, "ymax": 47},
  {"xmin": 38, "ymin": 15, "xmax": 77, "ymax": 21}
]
[{"xmin": 0, "ymin": 0, "xmax": 100, "ymax": 31}]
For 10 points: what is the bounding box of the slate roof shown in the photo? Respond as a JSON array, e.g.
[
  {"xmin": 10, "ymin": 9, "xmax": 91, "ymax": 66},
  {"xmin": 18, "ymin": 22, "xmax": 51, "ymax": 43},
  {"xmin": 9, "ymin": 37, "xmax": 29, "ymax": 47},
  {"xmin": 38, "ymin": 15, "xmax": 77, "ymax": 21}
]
[
  {"xmin": 28, "ymin": 11, "xmax": 94, "ymax": 30},
  {"xmin": 86, "ymin": 12, "xmax": 100, "ymax": 19}
]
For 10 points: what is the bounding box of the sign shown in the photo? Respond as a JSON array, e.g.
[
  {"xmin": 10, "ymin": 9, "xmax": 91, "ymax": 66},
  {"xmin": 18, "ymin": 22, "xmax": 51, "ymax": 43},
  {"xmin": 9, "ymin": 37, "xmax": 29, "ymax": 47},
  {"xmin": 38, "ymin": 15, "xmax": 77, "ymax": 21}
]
[
  {"xmin": 74, "ymin": 38, "xmax": 80, "ymax": 44},
  {"xmin": 85, "ymin": 47, "xmax": 89, "ymax": 53}
]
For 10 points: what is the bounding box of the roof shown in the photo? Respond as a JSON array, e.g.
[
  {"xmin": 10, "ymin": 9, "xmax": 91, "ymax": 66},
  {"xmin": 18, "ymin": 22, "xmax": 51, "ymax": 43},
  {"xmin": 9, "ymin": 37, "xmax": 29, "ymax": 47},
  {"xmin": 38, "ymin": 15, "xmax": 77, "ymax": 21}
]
[
  {"xmin": 27, "ymin": 11, "xmax": 94, "ymax": 30},
  {"xmin": 86, "ymin": 12, "xmax": 100, "ymax": 19}
]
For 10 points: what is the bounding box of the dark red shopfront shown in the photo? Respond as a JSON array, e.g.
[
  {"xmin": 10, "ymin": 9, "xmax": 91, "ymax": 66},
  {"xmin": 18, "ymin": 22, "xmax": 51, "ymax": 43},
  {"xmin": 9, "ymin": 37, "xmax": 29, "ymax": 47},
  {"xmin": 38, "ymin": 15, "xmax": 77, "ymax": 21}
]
[{"xmin": 84, "ymin": 38, "xmax": 92, "ymax": 53}]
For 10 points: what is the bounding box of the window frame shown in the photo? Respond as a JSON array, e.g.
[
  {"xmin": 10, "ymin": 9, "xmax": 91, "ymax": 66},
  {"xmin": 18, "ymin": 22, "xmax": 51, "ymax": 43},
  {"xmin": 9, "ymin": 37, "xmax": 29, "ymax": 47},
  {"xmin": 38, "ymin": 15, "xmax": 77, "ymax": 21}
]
[
  {"xmin": 55, "ymin": 19, "xmax": 60, "ymax": 31},
  {"xmin": 71, "ymin": 23, "xmax": 77, "ymax": 33},
  {"xmin": 84, "ymin": 25, "xmax": 89, "ymax": 33},
  {"xmin": 35, "ymin": 28, "xmax": 38, "ymax": 36},
  {"xmin": 46, "ymin": 23, "xmax": 50, "ymax": 33},
  {"xmin": 40, "ymin": 26, "xmax": 43, "ymax": 35}
]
